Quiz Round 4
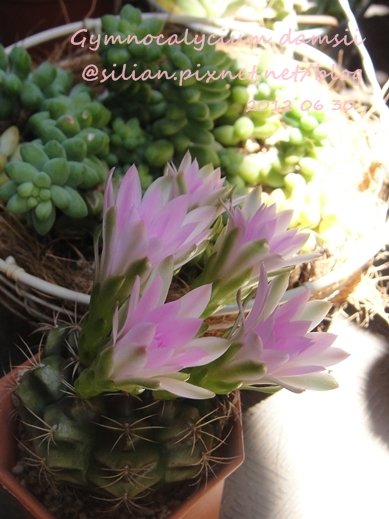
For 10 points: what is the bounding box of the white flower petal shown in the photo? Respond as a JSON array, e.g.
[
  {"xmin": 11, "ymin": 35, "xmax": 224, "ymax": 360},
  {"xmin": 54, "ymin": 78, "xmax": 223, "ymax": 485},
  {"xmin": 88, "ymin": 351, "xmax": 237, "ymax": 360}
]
[
  {"xmin": 183, "ymin": 337, "xmax": 230, "ymax": 365},
  {"xmin": 298, "ymin": 300, "xmax": 332, "ymax": 330},
  {"xmin": 275, "ymin": 372, "xmax": 339, "ymax": 392},
  {"xmin": 158, "ymin": 378, "xmax": 215, "ymax": 399},
  {"xmin": 261, "ymin": 273, "xmax": 289, "ymax": 320}
]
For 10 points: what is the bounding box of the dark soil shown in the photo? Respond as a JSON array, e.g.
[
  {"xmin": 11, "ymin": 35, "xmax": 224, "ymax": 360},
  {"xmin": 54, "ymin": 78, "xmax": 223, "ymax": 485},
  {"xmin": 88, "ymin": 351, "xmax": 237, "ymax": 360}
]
[{"xmin": 12, "ymin": 454, "xmax": 190, "ymax": 519}]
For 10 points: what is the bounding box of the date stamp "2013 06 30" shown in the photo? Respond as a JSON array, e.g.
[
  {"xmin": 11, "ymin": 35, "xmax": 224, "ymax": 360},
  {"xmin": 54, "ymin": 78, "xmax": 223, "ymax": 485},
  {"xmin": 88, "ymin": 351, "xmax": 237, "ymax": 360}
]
[{"xmin": 245, "ymin": 99, "xmax": 357, "ymax": 113}]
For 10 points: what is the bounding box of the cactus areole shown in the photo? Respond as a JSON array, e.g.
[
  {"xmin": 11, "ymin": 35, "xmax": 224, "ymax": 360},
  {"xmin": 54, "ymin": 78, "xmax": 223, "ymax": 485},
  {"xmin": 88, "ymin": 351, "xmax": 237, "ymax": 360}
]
[{"xmin": 10, "ymin": 154, "xmax": 347, "ymax": 517}]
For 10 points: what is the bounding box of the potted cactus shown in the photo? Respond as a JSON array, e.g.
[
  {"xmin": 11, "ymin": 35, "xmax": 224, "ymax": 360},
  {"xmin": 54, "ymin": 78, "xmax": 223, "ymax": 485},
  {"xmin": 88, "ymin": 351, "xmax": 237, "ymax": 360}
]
[{"xmin": 0, "ymin": 153, "xmax": 348, "ymax": 518}]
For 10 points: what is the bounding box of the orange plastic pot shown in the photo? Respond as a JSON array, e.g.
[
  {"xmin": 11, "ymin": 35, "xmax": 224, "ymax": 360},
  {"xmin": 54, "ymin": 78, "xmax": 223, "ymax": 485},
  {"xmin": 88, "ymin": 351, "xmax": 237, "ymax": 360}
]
[{"xmin": 0, "ymin": 364, "xmax": 244, "ymax": 519}]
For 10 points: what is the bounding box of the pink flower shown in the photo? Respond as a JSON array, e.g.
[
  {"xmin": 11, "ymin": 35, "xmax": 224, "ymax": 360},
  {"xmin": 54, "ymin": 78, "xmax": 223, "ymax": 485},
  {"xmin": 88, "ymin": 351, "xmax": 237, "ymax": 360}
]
[
  {"xmin": 220, "ymin": 188, "xmax": 308, "ymax": 276},
  {"xmin": 197, "ymin": 188, "xmax": 309, "ymax": 313},
  {"xmin": 107, "ymin": 264, "xmax": 229, "ymax": 398},
  {"xmin": 97, "ymin": 166, "xmax": 148, "ymax": 281},
  {"xmin": 97, "ymin": 164, "xmax": 218, "ymax": 282},
  {"xmin": 161, "ymin": 152, "xmax": 228, "ymax": 208},
  {"xmin": 227, "ymin": 266, "xmax": 348, "ymax": 392}
]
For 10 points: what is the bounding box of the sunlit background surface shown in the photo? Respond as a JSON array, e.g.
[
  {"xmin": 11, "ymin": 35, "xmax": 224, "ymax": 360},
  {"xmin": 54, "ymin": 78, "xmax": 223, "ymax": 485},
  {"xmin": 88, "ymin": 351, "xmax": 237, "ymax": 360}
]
[{"xmin": 222, "ymin": 312, "xmax": 389, "ymax": 519}]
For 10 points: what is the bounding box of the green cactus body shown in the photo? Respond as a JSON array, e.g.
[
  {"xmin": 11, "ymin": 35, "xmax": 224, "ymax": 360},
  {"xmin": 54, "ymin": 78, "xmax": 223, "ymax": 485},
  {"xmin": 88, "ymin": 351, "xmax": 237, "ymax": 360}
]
[{"xmin": 15, "ymin": 329, "xmax": 235, "ymax": 512}]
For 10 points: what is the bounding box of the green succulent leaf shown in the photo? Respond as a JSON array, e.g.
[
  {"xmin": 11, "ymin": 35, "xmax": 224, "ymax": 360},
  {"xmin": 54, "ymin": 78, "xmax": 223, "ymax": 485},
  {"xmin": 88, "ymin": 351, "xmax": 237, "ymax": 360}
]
[
  {"xmin": 35, "ymin": 200, "xmax": 54, "ymax": 221},
  {"xmin": 43, "ymin": 157, "xmax": 70, "ymax": 185},
  {"xmin": 7, "ymin": 193, "xmax": 29, "ymax": 213},
  {"xmin": 0, "ymin": 180, "xmax": 17, "ymax": 200},
  {"xmin": 6, "ymin": 161, "xmax": 37, "ymax": 183},
  {"xmin": 20, "ymin": 142, "xmax": 49, "ymax": 170},
  {"xmin": 17, "ymin": 181, "xmax": 34, "ymax": 198},
  {"xmin": 63, "ymin": 137, "xmax": 87, "ymax": 161},
  {"xmin": 33, "ymin": 171, "xmax": 52, "ymax": 188},
  {"xmin": 62, "ymin": 186, "xmax": 88, "ymax": 219},
  {"xmin": 31, "ymin": 206, "xmax": 56, "ymax": 234},
  {"xmin": 44, "ymin": 140, "xmax": 66, "ymax": 159},
  {"xmin": 50, "ymin": 185, "xmax": 71, "ymax": 210},
  {"xmin": 8, "ymin": 46, "xmax": 32, "ymax": 79}
]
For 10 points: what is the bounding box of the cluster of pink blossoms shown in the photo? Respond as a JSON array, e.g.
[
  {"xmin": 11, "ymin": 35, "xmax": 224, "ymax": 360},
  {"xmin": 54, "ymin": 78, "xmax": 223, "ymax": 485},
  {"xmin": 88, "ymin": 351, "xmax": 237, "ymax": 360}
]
[{"xmin": 79, "ymin": 153, "xmax": 348, "ymax": 399}]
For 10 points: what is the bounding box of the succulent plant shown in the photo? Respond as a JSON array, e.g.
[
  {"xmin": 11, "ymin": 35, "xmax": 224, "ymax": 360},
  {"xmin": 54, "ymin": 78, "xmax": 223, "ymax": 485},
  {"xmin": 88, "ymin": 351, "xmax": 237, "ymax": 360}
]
[
  {"xmin": 0, "ymin": 45, "xmax": 32, "ymax": 121},
  {"xmin": 0, "ymin": 44, "xmax": 74, "ymax": 122},
  {"xmin": 99, "ymin": 4, "xmax": 237, "ymax": 179},
  {"xmin": 0, "ymin": 44, "xmax": 104, "ymax": 232},
  {"xmin": 0, "ymin": 7, "xmax": 352, "ymax": 245},
  {"xmin": 20, "ymin": 60, "xmax": 73, "ymax": 112},
  {"xmin": 0, "ymin": 42, "xmax": 112, "ymax": 234},
  {"xmin": 98, "ymin": 3, "xmax": 330, "ymax": 234},
  {"xmin": 0, "ymin": 140, "xmax": 106, "ymax": 234},
  {"xmin": 13, "ymin": 155, "xmax": 347, "ymax": 515}
]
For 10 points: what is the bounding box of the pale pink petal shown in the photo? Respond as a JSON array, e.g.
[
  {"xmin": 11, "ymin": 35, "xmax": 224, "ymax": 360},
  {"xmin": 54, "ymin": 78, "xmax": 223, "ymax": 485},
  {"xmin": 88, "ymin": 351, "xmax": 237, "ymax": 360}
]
[{"xmin": 158, "ymin": 378, "xmax": 215, "ymax": 399}]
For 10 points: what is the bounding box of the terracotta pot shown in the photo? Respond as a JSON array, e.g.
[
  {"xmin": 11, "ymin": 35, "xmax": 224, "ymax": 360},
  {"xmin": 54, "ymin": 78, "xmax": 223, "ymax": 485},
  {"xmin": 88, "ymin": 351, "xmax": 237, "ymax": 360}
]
[
  {"xmin": 0, "ymin": 0, "xmax": 119, "ymax": 47},
  {"xmin": 0, "ymin": 364, "xmax": 244, "ymax": 519}
]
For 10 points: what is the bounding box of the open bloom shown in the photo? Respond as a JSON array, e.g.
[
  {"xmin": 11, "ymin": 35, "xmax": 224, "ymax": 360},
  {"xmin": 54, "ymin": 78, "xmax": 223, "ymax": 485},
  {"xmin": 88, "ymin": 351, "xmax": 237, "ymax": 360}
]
[
  {"xmin": 97, "ymin": 163, "xmax": 218, "ymax": 282},
  {"xmin": 161, "ymin": 152, "xmax": 228, "ymax": 208},
  {"xmin": 216, "ymin": 188, "xmax": 308, "ymax": 277},
  {"xmin": 226, "ymin": 266, "xmax": 348, "ymax": 392},
  {"xmin": 107, "ymin": 264, "xmax": 229, "ymax": 398},
  {"xmin": 197, "ymin": 188, "xmax": 309, "ymax": 313}
]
